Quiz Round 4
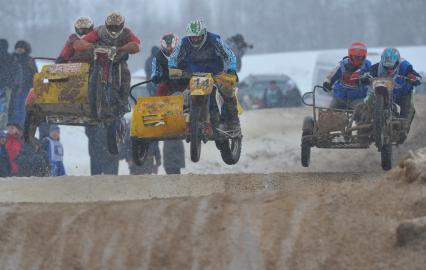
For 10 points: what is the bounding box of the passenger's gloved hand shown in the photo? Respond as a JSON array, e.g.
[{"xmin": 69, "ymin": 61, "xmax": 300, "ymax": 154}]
[
  {"xmin": 407, "ymin": 73, "xmax": 421, "ymax": 86},
  {"xmin": 360, "ymin": 75, "xmax": 371, "ymax": 85},
  {"xmin": 151, "ymin": 76, "xmax": 160, "ymax": 84},
  {"xmin": 322, "ymin": 81, "xmax": 332, "ymax": 92},
  {"xmin": 169, "ymin": 68, "xmax": 183, "ymax": 78},
  {"xmin": 55, "ymin": 57, "xmax": 66, "ymax": 64}
]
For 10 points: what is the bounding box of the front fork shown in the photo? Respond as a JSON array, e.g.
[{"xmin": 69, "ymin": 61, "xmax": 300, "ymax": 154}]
[
  {"xmin": 380, "ymin": 93, "xmax": 393, "ymax": 145},
  {"xmin": 188, "ymin": 94, "xmax": 213, "ymax": 142}
]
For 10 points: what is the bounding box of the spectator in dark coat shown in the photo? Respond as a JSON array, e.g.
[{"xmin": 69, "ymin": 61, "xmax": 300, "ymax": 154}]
[
  {"xmin": 163, "ymin": 140, "xmax": 185, "ymax": 175},
  {"xmin": 0, "ymin": 131, "xmax": 10, "ymax": 177},
  {"xmin": 263, "ymin": 81, "xmax": 284, "ymax": 108},
  {"xmin": 17, "ymin": 139, "xmax": 50, "ymax": 177},
  {"xmin": 0, "ymin": 39, "xmax": 22, "ymax": 130},
  {"xmin": 226, "ymin": 34, "xmax": 253, "ymax": 72},
  {"xmin": 85, "ymin": 126, "xmax": 119, "ymax": 175},
  {"xmin": 9, "ymin": 41, "xmax": 37, "ymax": 127}
]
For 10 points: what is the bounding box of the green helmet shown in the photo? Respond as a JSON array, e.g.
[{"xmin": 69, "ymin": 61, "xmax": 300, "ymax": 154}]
[{"xmin": 186, "ymin": 20, "xmax": 207, "ymax": 48}]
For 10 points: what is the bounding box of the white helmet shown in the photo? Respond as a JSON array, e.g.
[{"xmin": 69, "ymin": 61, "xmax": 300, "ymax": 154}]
[
  {"xmin": 186, "ymin": 20, "xmax": 207, "ymax": 48},
  {"xmin": 74, "ymin": 16, "xmax": 94, "ymax": 38},
  {"xmin": 160, "ymin": 33, "xmax": 179, "ymax": 57},
  {"xmin": 105, "ymin": 12, "xmax": 125, "ymax": 39}
]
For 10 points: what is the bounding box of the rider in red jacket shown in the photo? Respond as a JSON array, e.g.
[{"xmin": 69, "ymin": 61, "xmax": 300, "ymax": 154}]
[
  {"xmin": 56, "ymin": 16, "xmax": 95, "ymax": 64},
  {"xmin": 74, "ymin": 12, "xmax": 141, "ymax": 114}
]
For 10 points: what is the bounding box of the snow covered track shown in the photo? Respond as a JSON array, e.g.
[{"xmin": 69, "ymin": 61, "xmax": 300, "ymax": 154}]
[{"xmin": 0, "ymin": 172, "xmax": 426, "ymax": 270}]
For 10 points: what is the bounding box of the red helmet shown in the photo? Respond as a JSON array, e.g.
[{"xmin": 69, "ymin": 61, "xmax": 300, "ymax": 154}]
[{"xmin": 348, "ymin": 41, "xmax": 367, "ymax": 67}]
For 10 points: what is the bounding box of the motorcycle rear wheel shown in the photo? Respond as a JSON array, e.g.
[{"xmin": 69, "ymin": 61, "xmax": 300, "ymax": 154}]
[
  {"xmin": 131, "ymin": 137, "xmax": 151, "ymax": 166},
  {"xmin": 301, "ymin": 116, "xmax": 314, "ymax": 167},
  {"xmin": 106, "ymin": 120, "xmax": 123, "ymax": 155}
]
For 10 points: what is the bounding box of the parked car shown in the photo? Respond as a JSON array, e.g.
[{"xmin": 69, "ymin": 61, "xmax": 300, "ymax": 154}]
[{"xmin": 238, "ymin": 74, "xmax": 302, "ymax": 110}]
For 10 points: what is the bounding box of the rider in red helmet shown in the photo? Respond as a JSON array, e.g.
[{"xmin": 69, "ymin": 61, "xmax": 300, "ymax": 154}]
[
  {"xmin": 348, "ymin": 41, "xmax": 367, "ymax": 67},
  {"xmin": 323, "ymin": 41, "xmax": 371, "ymax": 109}
]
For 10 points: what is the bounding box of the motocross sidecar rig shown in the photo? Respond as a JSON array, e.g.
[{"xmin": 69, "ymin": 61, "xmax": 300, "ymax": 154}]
[
  {"xmin": 300, "ymin": 84, "xmax": 411, "ymax": 171},
  {"xmin": 24, "ymin": 49, "xmax": 126, "ymax": 155},
  {"xmin": 129, "ymin": 72, "xmax": 243, "ymax": 166}
]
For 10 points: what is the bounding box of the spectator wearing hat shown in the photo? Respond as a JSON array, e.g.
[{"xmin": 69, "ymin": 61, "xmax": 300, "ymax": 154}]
[
  {"xmin": 42, "ymin": 125, "xmax": 65, "ymax": 176},
  {"xmin": 0, "ymin": 131, "xmax": 10, "ymax": 177},
  {"xmin": 5, "ymin": 122, "xmax": 23, "ymax": 176},
  {"xmin": 0, "ymin": 39, "xmax": 22, "ymax": 130},
  {"xmin": 9, "ymin": 40, "xmax": 37, "ymax": 127}
]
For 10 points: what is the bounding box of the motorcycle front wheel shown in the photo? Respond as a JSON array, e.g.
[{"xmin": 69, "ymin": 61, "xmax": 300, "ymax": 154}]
[
  {"xmin": 215, "ymin": 137, "xmax": 242, "ymax": 165},
  {"xmin": 373, "ymin": 95, "xmax": 385, "ymax": 150},
  {"xmin": 106, "ymin": 120, "xmax": 124, "ymax": 155},
  {"xmin": 381, "ymin": 144, "xmax": 392, "ymax": 171}
]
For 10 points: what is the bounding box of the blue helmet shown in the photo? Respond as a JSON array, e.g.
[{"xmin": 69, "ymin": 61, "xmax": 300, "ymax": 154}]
[{"xmin": 380, "ymin": 48, "xmax": 400, "ymax": 74}]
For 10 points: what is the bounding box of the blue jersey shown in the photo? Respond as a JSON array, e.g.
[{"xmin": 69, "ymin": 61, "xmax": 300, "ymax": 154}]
[
  {"xmin": 370, "ymin": 59, "xmax": 421, "ymax": 98},
  {"xmin": 169, "ymin": 32, "xmax": 237, "ymax": 74}
]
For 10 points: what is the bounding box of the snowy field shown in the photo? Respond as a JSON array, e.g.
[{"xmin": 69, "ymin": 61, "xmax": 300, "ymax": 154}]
[{"xmin": 60, "ymin": 46, "xmax": 426, "ymax": 176}]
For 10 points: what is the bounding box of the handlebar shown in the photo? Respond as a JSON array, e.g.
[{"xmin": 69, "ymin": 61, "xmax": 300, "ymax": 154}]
[
  {"xmin": 169, "ymin": 71, "xmax": 203, "ymax": 80},
  {"xmin": 302, "ymin": 85, "xmax": 324, "ymax": 106},
  {"xmin": 93, "ymin": 45, "xmax": 117, "ymax": 61},
  {"xmin": 360, "ymin": 73, "xmax": 411, "ymax": 83}
]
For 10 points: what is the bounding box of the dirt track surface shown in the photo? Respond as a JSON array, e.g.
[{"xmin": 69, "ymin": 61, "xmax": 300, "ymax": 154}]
[
  {"xmin": 1, "ymin": 97, "xmax": 426, "ymax": 269},
  {"xmin": 0, "ymin": 172, "xmax": 426, "ymax": 270}
]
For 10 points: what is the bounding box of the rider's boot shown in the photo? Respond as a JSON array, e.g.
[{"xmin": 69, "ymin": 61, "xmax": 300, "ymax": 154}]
[
  {"xmin": 220, "ymin": 96, "xmax": 240, "ymax": 132},
  {"xmin": 118, "ymin": 66, "xmax": 131, "ymax": 115}
]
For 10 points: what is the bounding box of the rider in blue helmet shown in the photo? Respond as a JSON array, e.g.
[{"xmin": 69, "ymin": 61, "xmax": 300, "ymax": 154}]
[
  {"xmin": 370, "ymin": 48, "xmax": 422, "ymax": 118},
  {"xmin": 368, "ymin": 47, "xmax": 422, "ymax": 142}
]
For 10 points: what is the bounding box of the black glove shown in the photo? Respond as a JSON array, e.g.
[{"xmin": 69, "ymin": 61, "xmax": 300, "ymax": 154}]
[
  {"xmin": 55, "ymin": 57, "xmax": 66, "ymax": 64},
  {"xmin": 151, "ymin": 76, "xmax": 160, "ymax": 84},
  {"xmin": 322, "ymin": 81, "xmax": 331, "ymax": 92}
]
